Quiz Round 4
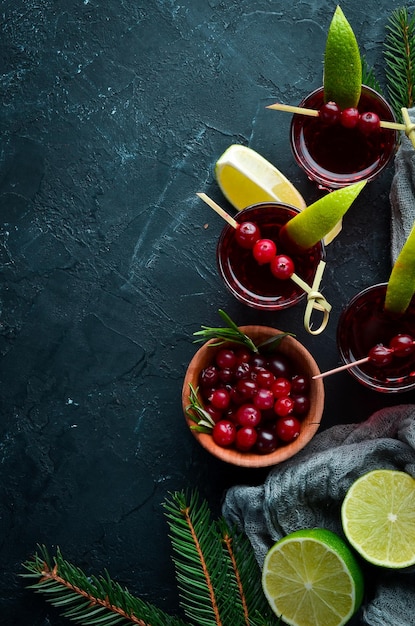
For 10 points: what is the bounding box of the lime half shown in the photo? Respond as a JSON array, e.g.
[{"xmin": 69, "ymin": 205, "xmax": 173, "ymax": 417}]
[{"xmin": 262, "ymin": 528, "xmax": 364, "ymax": 626}]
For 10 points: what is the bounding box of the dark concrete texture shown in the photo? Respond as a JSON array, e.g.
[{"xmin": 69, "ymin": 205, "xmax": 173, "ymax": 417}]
[{"xmin": 1, "ymin": 1, "xmax": 414, "ymax": 624}]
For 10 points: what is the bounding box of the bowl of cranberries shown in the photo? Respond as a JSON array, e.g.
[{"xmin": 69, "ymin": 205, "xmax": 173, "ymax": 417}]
[{"xmin": 182, "ymin": 324, "xmax": 324, "ymax": 467}]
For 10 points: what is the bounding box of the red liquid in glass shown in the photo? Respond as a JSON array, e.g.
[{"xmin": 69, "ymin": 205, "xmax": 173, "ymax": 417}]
[
  {"xmin": 290, "ymin": 86, "xmax": 397, "ymax": 189},
  {"xmin": 337, "ymin": 283, "xmax": 415, "ymax": 392},
  {"xmin": 217, "ymin": 203, "xmax": 325, "ymax": 310}
]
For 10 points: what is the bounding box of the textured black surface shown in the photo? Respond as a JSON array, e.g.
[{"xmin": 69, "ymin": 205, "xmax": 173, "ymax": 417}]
[{"xmin": 1, "ymin": 1, "xmax": 414, "ymax": 624}]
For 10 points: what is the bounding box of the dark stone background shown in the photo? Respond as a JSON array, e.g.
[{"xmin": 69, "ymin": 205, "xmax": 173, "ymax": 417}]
[{"xmin": 1, "ymin": 1, "xmax": 414, "ymax": 624}]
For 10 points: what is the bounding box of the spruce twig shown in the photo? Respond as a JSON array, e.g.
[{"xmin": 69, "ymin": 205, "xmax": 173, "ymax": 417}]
[
  {"xmin": 22, "ymin": 491, "xmax": 279, "ymax": 626},
  {"xmin": 384, "ymin": 7, "xmax": 415, "ymax": 121}
]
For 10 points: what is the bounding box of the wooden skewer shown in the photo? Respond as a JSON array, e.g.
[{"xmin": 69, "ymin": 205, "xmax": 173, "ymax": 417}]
[
  {"xmin": 196, "ymin": 192, "xmax": 239, "ymax": 229},
  {"xmin": 401, "ymin": 107, "xmax": 415, "ymax": 149},
  {"xmin": 266, "ymin": 102, "xmax": 407, "ymax": 131},
  {"xmin": 312, "ymin": 357, "xmax": 370, "ymax": 380}
]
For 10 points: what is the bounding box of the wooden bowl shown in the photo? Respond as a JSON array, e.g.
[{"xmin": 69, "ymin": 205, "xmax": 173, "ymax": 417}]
[{"xmin": 182, "ymin": 325, "xmax": 324, "ymax": 468}]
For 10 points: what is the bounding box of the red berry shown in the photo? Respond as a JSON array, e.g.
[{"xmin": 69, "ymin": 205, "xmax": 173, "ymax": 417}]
[
  {"xmin": 291, "ymin": 374, "xmax": 309, "ymax": 394},
  {"xmin": 200, "ymin": 365, "xmax": 219, "ymax": 388},
  {"xmin": 340, "ymin": 107, "xmax": 359, "ymax": 128},
  {"xmin": 319, "ymin": 101, "xmax": 341, "ymax": 125},
  {"xmin": 235, "ymin": 221, "xmax": 261, "ymax": 249},
  {"xmin": 271, "ymin": 377, "xmax": 292, "ymax": 398},
  {"xmin": 274, "ymin": 396, "xmax": 294, "ymax": 417},
  {"xmin": 212, "ymin": 420, "xmax": 236, "ymax": 447},
  {"xmin": 276, "ymin": 416, "xmax": 301, "ymax": 442},
  {"xmin": 215, "ymin": 348, "xmax": 237, "ymax": 369},
  {"xmin": 205, "ymin": 405, "xmax": 224, "ymax": 423},
  {"xmin": 236, "ymin": 404, "xmax": 262, "ymax": 427},
  {"xmin": 254, "ymin": 427, "xmax": 278, "ymax": 454},
  {"xmin": 235, "ymin": 426, "xmax": 258, "ymax": 452},
  {"xmin": 252, "ymin": 238, "xmax": 277, "ymax": 264},
  {"xmin": 389, "ymin": 334, "xmax": 415, "ymax": 357},
  {"xmin": 254, "ymin": 388, "xmax": 274, "ymax": 411},
  {"xmin": 210, "ymin": 388, "xmax": 231, "ymax": 410},
  {"xmin": 358, "ymin": 111, "xmax": 380, "ymax": 135},
  {"xmin": 368, "ymin": 344, "xmax": 394, "ymax": 366},
  {"xmin": 235, "ymin": 378, "xmax": 258, "ymax": 400},
  {"xmin": 270, "ymin": 254, "xmax": 295, "ymax": 280},
  {"xmin": 255, "ymin": 368, "xmax": 276, "ymax": 389},
  {"xmin": 291, "ymin": 394, "xmax": 310, "ymax": 416},
  {"xmin": 234, "ymin": 347, "xmax": 252, "ymax": 364}
]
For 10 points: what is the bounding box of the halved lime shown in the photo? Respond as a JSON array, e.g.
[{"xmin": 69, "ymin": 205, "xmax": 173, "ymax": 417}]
[
  {"xmin": 262, "ymin": 528, "xmax": 364, "ymax": 626},
  {"xmin": 342, "ymin": 469, "xmax": 415, "ymax": 568}
]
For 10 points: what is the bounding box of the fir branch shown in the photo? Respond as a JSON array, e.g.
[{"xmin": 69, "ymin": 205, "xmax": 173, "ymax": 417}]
[
  {"xmin": 163, "ymin": 491, "xmax": 249, "ymax": 626},
  {"xmin": 384, "ymin": 7, "xmax": 415, "ymax": 121},
  {"xmin": 21, "ymin": 545, "xmax": 188, "ymax": 626},
  {"xmin": 361, "ymin": 55, "xmax": 382, "ymax": 93}
]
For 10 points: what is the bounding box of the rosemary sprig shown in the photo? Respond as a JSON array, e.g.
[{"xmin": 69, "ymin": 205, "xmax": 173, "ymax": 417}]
[
  {"xmin": 193, "ymin": 309, "xmax": 259, "ymax": 353},
  {"xmin": 384, "ymin": 7, "xmax": 415, "ymax": 121},
  {"xmin": 186, "ymin": 383, "xmax": 215, "ymax": 432}
]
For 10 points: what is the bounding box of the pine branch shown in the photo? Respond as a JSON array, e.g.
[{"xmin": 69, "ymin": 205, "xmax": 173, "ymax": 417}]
[
  {"xmin": 361, "ymin": 55, "xmax": 382, "ymax": 93},
  {"xmin": 21, "ymin": 545, "xmax": 188, "ymax": 626},
  {"xmin": 163, "ymin": 491, "xmax": 261, "ymax": 626},
  {"xmin": 384, "ymin": 7, "xmax": 415, "ymax": 121}
]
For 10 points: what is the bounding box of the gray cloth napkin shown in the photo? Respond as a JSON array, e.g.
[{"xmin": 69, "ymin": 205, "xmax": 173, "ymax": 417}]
[
  {"xmin": 222, "ymin": 405, "xmax": 415, "ymax": 625},
  {"xmin": 390, "ymin": 107, "xmax": 415, "ymax": 263}
]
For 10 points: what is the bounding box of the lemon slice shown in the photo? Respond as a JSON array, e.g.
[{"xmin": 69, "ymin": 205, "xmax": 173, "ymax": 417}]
[
  {"xmin": 262, "ymin": 528, "xmax": 364, "ymax": 626},
  {"xmin": 324, "ymin": 6, "xmax": 362, "ymax": 109},
  {"xmin": 214, "ymin": 144, "xmax": 306, "ymax": 211},
  {"xmin": 385, "ymin": 221, "xmax": 415, "ymax": 314},
  {"xmin": 342, "ymin": 469, "xmax": 415, "ymax": 569},
  {"xmin": 282, "ymin": 180, "xmax": 366, "ymax": 251}
]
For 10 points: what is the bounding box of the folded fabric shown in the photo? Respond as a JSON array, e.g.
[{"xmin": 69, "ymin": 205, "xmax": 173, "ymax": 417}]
[
  {"xmin": 390, "ymin": 107, "xmax": 415, "ymax": 264},
  {"xmin": 222, "ymin": 405, "xmax": 415, "ymax": 626}
]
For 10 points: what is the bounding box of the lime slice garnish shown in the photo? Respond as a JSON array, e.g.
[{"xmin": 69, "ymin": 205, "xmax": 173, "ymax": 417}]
[
  {"xmin": 323, "ymin": 6, "xmax": 362, "ymax": 109},
  {"xmin": 385, "ymin": 221, "xmax": 415, "ymax": 314},
  {"xmin": 214, "ymin": 144, "xmax": 306, "ymax": 211},
  {"xmin": 262, "ymin": 528, "xmax": 364, "ymax": 626},
  {"xmin": 342, "ymin": 469, "xmax": 415, "ymax": 568},
  {"xmin": 282, "ymin": 180, "xmax": 366, "ymax": 251}
]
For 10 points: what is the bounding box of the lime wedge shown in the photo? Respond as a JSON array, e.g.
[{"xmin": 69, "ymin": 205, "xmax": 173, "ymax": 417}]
[
  {"xmin": 281, "ymin": 180, "xmax": 366, "ymax": 251},
  {"xmin": 214, "ymin": 144, "xmax": 306, "ymax": 211},
  {"xmin": 385, "ymin": 221, "xmax": 415, "ymax": 314},
  {"xmin": 324, "ymin": 6, "xmax": 362, "ymax": 109},
  {"xmin": 262, "ymin": 528, "xmax": 364, "ymax": 626},
  {"xmin": 342, "ymin": 469, "xmax": 415, "ymax": 568}
]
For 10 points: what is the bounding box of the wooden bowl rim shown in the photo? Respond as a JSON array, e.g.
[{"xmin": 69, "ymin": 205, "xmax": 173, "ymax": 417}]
[{"xmin": 182, "ymin": 326, "xmax": 324, "ymax": 468}]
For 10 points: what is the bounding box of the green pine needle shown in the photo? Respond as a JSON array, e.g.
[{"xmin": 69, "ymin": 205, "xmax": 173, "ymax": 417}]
[{"xmin": 384, "ymin": 7, "xmax": 415, "ymax": 121}]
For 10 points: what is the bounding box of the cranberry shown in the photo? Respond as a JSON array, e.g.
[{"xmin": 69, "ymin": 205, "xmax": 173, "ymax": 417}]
[
  {"xmin": 235, "ymin": 378, "xmax": 258, "ymax": 400},
  {"xmin": 200, "ymin": 365, "xmax": 219, "ymax": 388},
  {"xmin": 270, "ymin": 254, "xmax": 295, "ymax": 280},
  {"xmin": 389, "ymin": 334, "xmax": 415, "ymax": 357},
  {"xmin": 210, "ymin": 388, "xmax": 231, "ymax": 411},
  {"xmin": 368, "ymin": 344, "xmax": 394, "ymax": 366},
  {"xmin": 255, "ymin": 368, "xmax": 276, "ymax": 389},
  {"xmin": 291, "ymin": 374, "xmax": 309, "ymax": 394},
  {"xmin": 358, "ymin": 111, "xmax": 380, "ymax": 135},
  {"xmin": 254, "ymin": 427, "xmax": 278, "ymax": 454},
  {"xmin": 235, "ymin": 221, "xmax": 261, "ymax": 249},
  {"xmin": 252, "ymin": 238, "xmax": 277, "ymax": 265},
  {"xmin": 212, "ymin": 420, "xmax": 236, "ymax": 447},
  {"xmin": 234, "ymin": 347, "xmax": 252, "ymax": 364},
  {"xmin": 340, "ymin": 107, "xmax": 360, "ymax": 128},
  {"xmin": 271, "ymin": 377, "xmax": 292, "ymax": 398},
  {"xmin": 291, "ymin": 394, "xmax": 310, "ymax": 416},
  {"xmin": 250, "ymin": 355, "xmax": 268, "ymax": 370},
  {"xmin": 206, "ymin": 405, "xmax": 223, "ymax": 423},
  {"xmin": 235, "ymin": 426, "xmax": 258, "ymax": 452},
  {"xmin": 276, "ymin": 416, "xmax": 301, "ymax": 442},
  {"xmin": 215, "ymin": 348, "xmax": 237, "ymax": 369},
  {"xmin": 236, "ymin": 404, "xmax": 262, "ymax": 427},
  {"xmin": 319, "ymin": 101, "xmax": 341, "ymax": 125},
  {"xmin": 234, "ymin": 362, "xmax": 251, "ymax": 380},
  {"xmin": 254, "ymin": 388, "xmax": 274, "ymax": 411},
  {"xmin": 274, "ymin": 396, "xmax": 294, "ymax": 417},
  {"xmin": 267, "ymin": 354, "xmax": 292, "ymax": 379}
]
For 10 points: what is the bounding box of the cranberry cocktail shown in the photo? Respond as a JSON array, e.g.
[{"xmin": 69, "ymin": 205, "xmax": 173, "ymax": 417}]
[
  {"xmin": 217, "ymin": 203, "xmax": 325, "ymax": 310},
  {"xmin": 337, "ymin": 283, "xmax": 415, "ymax": 392},
  {"xmin": 290, "ymin": 86, "xmax": 397, "ymax": 190}
]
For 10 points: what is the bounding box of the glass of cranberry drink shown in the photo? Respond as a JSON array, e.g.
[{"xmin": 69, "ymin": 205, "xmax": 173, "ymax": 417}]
[
  {"xmin": 337, "ymin": 283, "xmax": 415, "ymax": 392},
  {"xmin": 216, "ymin": 202, "xmax": 325, "ymax": 311},
  {"xmin": 290, "ymin": 86, "xmax": 398, "ymax": 190}
]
